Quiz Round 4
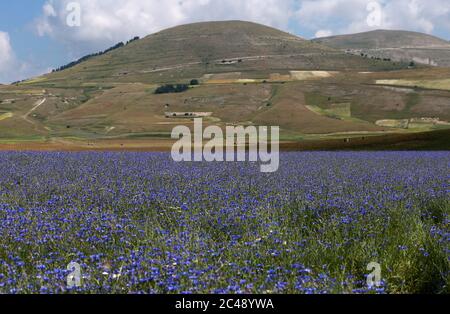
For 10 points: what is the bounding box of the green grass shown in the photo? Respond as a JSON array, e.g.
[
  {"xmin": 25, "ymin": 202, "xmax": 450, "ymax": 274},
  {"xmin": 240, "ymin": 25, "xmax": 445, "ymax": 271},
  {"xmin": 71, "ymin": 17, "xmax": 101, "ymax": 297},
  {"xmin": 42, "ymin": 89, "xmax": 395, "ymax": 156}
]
[
  {"xmin": 306, "ymin": 104, "xmax": 352, "ymax": 120},
  {"xmin": 276, "ymin": 198, "xmax": 449, "ymax": 293},
  {"xmin": 304, "ymin": 92, "xmax": 333, "ymax": 109},
  {"xmin": 122, "ymin": 132, "xmax": 173, "ymax": 139},
  {"xmin": 0, "ymin": 136, "xmax": 48, "ymax": 143},
  {"xmin": 114, "ymin": 194, "xmax": 449, "ymax": 293}
]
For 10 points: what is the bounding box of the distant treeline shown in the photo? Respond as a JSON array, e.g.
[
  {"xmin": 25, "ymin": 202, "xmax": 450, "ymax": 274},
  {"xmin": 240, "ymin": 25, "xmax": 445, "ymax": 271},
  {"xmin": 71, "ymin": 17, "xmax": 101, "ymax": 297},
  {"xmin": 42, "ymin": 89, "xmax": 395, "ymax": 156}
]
[
  {"xmin": 154, "ymin": 80, "xmax": 200, "ymax": 94},
  {"xmin": 52, "ymin": 36, "xmax": 140, "ymax": 73},
  {"xmin": 154, "ymin": 84, "xmax": 190, "ymax": 94}
]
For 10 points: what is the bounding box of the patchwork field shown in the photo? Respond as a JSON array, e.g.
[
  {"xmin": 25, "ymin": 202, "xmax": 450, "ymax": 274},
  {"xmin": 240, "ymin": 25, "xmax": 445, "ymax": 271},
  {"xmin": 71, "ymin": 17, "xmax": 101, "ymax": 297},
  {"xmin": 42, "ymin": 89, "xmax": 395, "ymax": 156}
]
[
  {"xmin": 0, "ymin": 21, "xmax": 449, "ymax": 148},
  {"xmin": 2, "ymin": 71, "xmax": 450, "ymax": 148}
]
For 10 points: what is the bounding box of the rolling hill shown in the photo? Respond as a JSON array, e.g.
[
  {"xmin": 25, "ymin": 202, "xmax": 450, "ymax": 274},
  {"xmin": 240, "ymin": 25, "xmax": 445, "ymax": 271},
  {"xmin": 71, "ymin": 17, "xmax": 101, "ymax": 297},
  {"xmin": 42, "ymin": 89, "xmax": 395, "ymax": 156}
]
[
  {"xmin": 0, "ymin": 21, "xmax": 449, "ymax": 149},
  {"xmin": 313, "ymin": 29, "xmax": 450, "ymax": 66}
]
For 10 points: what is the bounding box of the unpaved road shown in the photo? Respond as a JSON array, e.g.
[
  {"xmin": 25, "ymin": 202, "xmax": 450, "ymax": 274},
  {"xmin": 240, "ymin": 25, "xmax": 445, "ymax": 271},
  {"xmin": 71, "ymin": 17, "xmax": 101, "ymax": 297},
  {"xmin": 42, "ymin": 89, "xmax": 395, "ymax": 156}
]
[{"xmin": 22, "ymin": 98, "xmax": 47, "ymax": 125}]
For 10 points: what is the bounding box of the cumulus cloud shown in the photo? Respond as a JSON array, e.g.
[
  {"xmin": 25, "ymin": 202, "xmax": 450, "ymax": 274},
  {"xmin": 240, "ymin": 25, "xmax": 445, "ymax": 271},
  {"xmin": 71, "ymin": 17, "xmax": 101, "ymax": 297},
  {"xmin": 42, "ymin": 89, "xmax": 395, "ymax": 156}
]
[
  {"xmin": 32, "ymin": 0, "xmax": 450, "ymax": 53},
  {"xmin": 35, "ymin": 0, "xmax": 450, "ymax": 48},
  {"xmin": 0, "ymin": 31, "xmax": 48, "ymax": 84},
  {"xmin": 0, "ymin": 31, "xmax": 23, "ymax": 84},
  {"xmin": 315, "ymin": 29, "xmax": 333, "ymax": 38},
  {"xmin": 297, "ymin": 0, "xmax": 450, "ymax": 38},
  {"xmin": 0, "ymin": 32, "xmax": 14, "ymax": 70}
]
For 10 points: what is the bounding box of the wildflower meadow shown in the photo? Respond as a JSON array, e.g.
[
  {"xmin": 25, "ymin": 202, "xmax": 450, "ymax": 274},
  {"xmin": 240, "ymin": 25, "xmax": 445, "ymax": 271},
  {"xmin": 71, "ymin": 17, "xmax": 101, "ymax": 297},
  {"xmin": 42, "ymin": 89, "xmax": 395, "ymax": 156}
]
[{"xmin": 0, "ymin": 152, "xmax": 448, "ymax": 294}]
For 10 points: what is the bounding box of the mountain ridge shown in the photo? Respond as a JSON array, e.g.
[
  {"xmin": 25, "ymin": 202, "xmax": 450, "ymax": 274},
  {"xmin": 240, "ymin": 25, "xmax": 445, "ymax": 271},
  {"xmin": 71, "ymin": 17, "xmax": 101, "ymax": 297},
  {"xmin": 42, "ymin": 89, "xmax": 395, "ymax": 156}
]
[
  {"xmin": 24, "ymin": 20, "xmax": 409, "ymax": 88},
  {"xmin": 313, "ymin": 29, "xmax": 450, "ymax": 66},
  {"xmin": 313, "ymin": 29, "xmax": 450, "ymax": 49}
]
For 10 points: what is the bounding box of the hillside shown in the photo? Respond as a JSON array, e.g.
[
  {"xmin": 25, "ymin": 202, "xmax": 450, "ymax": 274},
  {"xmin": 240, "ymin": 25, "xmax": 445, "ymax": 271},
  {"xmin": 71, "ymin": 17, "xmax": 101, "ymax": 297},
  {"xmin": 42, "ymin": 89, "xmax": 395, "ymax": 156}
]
[
  {"xmin": 1, "ymin": 21, "xmax": 449, "ymax": 147},
  {"xmin": 313, "ymin": 30, "xmax": 450, "ymax": 66},
  {"xmin": 25, "ymin": 21, "xmax": 408, "ymax": 88},
  {"xmin": 314, "ymin": 30, "xmax": 450, "ymax": 49}
]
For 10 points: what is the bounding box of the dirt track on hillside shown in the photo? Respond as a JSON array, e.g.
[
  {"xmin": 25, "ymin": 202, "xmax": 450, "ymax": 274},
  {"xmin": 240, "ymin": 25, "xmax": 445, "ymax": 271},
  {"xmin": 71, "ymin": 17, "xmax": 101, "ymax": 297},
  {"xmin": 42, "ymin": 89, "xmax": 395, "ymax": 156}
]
[{"xmin": 22, "ymin": 98, "xmax": 46, "ymax": 125}]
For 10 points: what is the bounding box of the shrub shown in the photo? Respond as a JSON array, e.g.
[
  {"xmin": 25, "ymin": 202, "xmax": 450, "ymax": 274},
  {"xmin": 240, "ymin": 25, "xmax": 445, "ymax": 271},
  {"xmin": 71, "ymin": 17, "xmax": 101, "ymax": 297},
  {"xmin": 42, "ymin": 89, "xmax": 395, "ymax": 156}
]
[
  {"xmin": 154, "ymin": 84, "xmax": 189, "ymax": 94},
  {"xmin": 190, "ymin": 79, "xmax": 200, "ymax": 86}
]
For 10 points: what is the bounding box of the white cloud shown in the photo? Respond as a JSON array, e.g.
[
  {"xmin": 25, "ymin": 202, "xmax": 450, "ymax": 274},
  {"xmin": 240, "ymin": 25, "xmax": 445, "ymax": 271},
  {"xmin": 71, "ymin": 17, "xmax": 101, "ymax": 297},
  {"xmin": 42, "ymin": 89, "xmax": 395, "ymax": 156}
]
[
  {"xmin": 315, "ymin": 29, "xmax": 333, "ymax": 38},
  {"xmin": 0, "ymin": 32, "xmax": 14, "ymax": 69},
  {"xmin": 35, "ymin": 0, "xmax": 450, "ymax": 50},
  {"xmin": 0, "ymin": 31, "xmax": 21, "ymax": 84},
  {"xmin": 0, "ymin": 31, "xmax": 48, "ymax": 84}
]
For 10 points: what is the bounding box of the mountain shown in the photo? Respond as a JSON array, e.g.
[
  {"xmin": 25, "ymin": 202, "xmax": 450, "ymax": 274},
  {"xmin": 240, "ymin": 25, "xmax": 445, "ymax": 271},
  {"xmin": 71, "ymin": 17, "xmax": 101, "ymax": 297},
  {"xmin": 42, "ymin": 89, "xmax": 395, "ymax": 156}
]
[
  {"xmin": 313, "ymin": 30, "xmax": 450, "ymax": 66},
  {"xmin": 33, "ymin": 21, "xmax": 407, "ymax": 88},
  {"xmin": 313, "ymin": 30, "xmax": 450, "ymax": 49}
]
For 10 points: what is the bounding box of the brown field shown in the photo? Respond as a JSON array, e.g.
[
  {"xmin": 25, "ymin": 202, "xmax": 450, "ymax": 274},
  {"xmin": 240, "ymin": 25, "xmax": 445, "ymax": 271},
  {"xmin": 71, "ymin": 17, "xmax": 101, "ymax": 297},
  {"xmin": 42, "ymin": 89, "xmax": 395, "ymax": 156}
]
[{"xmin": 253, "ymin": 83, "xmax": 383, "ymax": 133}]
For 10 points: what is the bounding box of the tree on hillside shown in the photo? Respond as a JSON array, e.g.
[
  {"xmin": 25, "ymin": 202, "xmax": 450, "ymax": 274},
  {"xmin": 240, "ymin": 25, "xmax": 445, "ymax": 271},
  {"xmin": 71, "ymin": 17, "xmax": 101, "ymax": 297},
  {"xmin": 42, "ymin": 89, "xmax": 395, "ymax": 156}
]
[
  {"xmin": 190, "ymin": 79, "xmax": 199, "ymax": 86},
  {"xmin": 154, "ymin": 84, "xmax": 189, "ymax": 94}
]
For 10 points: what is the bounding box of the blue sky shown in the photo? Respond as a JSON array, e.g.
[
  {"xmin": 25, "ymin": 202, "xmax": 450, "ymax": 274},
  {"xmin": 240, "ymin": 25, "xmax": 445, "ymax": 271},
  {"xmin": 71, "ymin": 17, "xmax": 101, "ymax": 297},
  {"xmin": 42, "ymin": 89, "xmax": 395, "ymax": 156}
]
[
  {"xmin": 1, "ymin": 0, "xmax": 450, "ymax": 83},
  {"xmin": 0, "ymin": 1, "xmax": 66, "ymax": 71}
]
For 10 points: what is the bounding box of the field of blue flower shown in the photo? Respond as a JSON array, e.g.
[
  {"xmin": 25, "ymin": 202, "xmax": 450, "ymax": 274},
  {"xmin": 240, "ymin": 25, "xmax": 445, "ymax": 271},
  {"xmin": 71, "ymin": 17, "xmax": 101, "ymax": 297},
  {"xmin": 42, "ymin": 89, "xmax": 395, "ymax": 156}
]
[{"xmin": 0, "ymin": 152, "xmax": 448, "ymax": 294}]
